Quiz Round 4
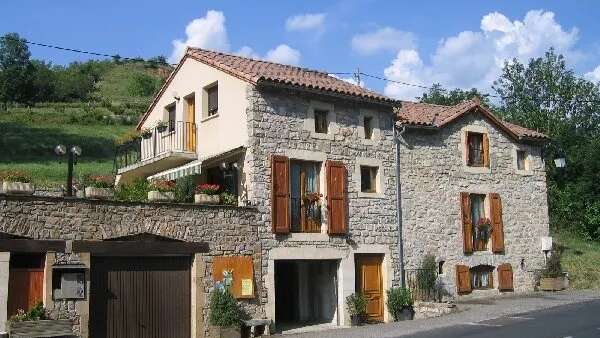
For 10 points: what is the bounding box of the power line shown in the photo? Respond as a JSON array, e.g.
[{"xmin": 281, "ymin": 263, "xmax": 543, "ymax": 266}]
[{"xmin": 1, "ymin": 35, "xmax": 175, "ymax": 67}]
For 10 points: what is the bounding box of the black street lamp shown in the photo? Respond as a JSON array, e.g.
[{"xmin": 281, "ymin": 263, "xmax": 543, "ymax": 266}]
[{"xmin": 55, "ymin": 144, "xmax": 82, "ymax": 197}]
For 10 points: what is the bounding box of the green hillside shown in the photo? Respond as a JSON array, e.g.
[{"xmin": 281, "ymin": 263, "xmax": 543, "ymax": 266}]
[{"xmin": 1, "ymin": 61, "xmax": 169, "ymax": 187}]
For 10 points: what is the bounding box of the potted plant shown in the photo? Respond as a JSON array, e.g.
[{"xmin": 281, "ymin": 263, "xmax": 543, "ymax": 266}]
[
  {"xmin": 387, "ymin": 287, "xmax": 414, "ymax": 321},
  {"xmin": 219, "ymin": 191, "xmax": 237, "ymax": 206},
  {"xmin": 0, "ymin": 170, "xmax": 35, "ymax": 195},
  {"xmin": 194, "ymin": 183, "xmax": 221, "ymax": 204},
  {"xmin": 156, "ymin": 120, "xmax": 169, "ymax": 133},
  {"xmin": 540, "ymin": 246, "xmax": 567, "ymax": 291},
  {"xmin": 209, "ymin": 271, "xmax": 246, "ymax": 338},
  {"xmin": 82, "ymin": 174, "xmax": 115, "ymax": 200},
  {"xmin": 115, "ymin": 129, "xmax": 140, "ymax": 147},
  {"xmin": 7, "ymin": 302, "xmax": 73, "ymax": 337},
  {"xmin": 345, "ymin": 293, "xmax": 367, "ymax": 326},
  {"xmin": 147, "ymin": 180, "xmax": 176, "ymax": 202},
  {"xmin": 474, "ymin": 217, "xmax": 492, "ymax": 250},
  {"xmin": 140, "ymin": 128, "xmax": 153, "ymax": 139}
]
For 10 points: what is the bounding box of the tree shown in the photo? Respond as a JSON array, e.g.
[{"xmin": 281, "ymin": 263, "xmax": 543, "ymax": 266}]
[
  {"xmin": 0, "ymin": 33, "xmax": 34, "ymax": 103},
  {"xmin": 493, "ymin": 49, "xmax": 600, "ymax": 239},
  {"xmin": 419, "ymin": 83, "xmax": 491, "ymax": 106}
]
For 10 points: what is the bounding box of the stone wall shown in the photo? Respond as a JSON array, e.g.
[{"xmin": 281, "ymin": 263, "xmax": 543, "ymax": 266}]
[
  {"xmin": 0, "ymin": 195, "xmax": 262, "ymax": 337},
  {"xmin": 244, "ymin": 85, "xmax": 403, "ymax": 312},
  {"xmin": 399, "ymin": 112, "xmax": 550, "ymax": 295}
]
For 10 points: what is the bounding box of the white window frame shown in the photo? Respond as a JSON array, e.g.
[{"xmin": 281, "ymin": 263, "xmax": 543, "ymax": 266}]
[
  {"xmin": 304, "ymin": 101, "xmax": 337, "ymax": 140},
  {"xmin": 201, "ymin": 81, "xmax": 219, "ymax": 122},
  {"xmin": 354, "ymin": 157, "xmax": 384, "ymax": 198}
]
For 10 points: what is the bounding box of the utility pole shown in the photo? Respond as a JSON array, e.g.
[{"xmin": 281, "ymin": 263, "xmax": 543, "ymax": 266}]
[{"xmin": 353, "ymin": 67, "xmax": 361, "ymax": 86}]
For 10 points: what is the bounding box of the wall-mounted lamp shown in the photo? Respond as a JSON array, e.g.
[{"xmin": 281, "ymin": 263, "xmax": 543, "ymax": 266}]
[{"xmin": 172, "ymin": 91, "xmax": 180, "ymax": 101}]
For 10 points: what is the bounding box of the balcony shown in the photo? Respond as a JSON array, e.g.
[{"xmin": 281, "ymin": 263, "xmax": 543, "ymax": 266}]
[{"xmin": 115, "ymin": 121, "xmax": 197, "ymax": 182}]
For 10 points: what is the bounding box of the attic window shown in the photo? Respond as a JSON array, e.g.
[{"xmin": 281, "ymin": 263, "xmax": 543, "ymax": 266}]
[
  {"xmin": 207, "ymin": 85, "xmax": 218, "ymax": 116},
  {"xmin": 364, "ymin": 116, "xmax": 373, "ymax": 139},
  {"xmin": 466, "ymin": 132, "xmax": 489, "ymax": 167},
  {"xmin": 314, "ymin": 109, "xmax": 328, "ymax": 134}
]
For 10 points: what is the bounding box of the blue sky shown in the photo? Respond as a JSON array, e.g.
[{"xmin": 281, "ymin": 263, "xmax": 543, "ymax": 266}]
[{"xmin": 2, "ymin": 0, "xmax": 600, "ymax": 100}]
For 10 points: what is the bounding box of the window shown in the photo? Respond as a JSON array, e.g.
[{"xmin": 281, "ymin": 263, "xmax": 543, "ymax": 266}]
[
  {"xmin": 438, "ymin": 261, "xmax": 445, "ymax": 275},
  {"xmin": 470, "ymin": 194, "xmax": 488, "ymax": 251},
  {"xmin": 167, "ymin": 104, "xmax": 176, "ymax": 132},
  {"xmin": 363, "ymin": 116, "xmax": 373, "ymax": 139},
  {"xmin": 516, "ymin": 150, "xmax": 528, "ymax": 170},
  {"xmin": 467, "ymin": 132, "xmax": 485, "ymax": 166},
  {"xmin": 207, "ymin": 84, "xmax": 218, "ymax": 116},
  {"xmin": 360, "ymin": 166, "xmax": 378, "ymax": 193},
  {"xmin": 314, "ymin": 109, "xmax": 328, "ymax": 134},
  {"xmin": 290, "ymin": 161, "xmax": 321, "ymax": 233},
  {"xmin": 471, "ymin": 265, "xmax": 494, "ymax": 290}
]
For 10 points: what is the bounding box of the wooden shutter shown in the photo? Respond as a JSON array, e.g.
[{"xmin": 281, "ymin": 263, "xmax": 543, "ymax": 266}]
[
  {"xmin": 271, "ymin": 155, "xmax": 290, "ymax": 234},
  {"xmin": 456, "ymin": 264, "xmax": 471, "ymax": 294},
  {"xmin": 489, "ymin": 193, "xmax": 505, "ymax": 253},
  {"xmin": 482, "ymin": 133, "xmax": 490, "ymax": 167},
  {"xmin": 460, "ymin": 192, "xmax": 473, "ymax": 254},
  {"xmin": 326, "ymin": 160, "xmax": 347, "ymax": 235},
  {"xmin": 497, "ymin": 263, "xmax": 514, "ymax": 291}
]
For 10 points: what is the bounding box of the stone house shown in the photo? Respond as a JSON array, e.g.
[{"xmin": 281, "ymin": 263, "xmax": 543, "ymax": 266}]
[{"xmin": 0, "ymin": 48, "xmax": 551, "ymax": 337}]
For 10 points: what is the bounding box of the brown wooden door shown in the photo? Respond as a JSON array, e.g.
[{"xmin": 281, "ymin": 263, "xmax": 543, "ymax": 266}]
[
  {"xmin": 7, "ymin": 253, "xmax": 45, "ymax": 317},
  {"xmin": 356, "ymin": 255, "xmax": 384, "ymax": 322},
  {"xmin": 90, "ymin": 256, "xmax": 191, "ymax": 338},
  {"xmin": 186, "ymin": 96, "xmax": 196, "ymax": 151}
]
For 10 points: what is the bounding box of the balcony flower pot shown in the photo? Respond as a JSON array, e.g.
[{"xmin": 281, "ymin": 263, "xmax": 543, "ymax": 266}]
[
  {"xmin": 540, "ymin": 276, "xmax": 566, "ymax": 291},
  {"xmin": 156, "ymin": 121, "xmax": 169, "ymax": 133},
  {"xmin": 7, "ymin": 319, "xmax": 73, "ymax": 337},
  {"xmin": 397, "ymin": 306, "xmax": 415, "ymax": 321},
  {"xmin": 140, "ymin": 129, "xmax": 153, "ymax": 139},
  {"xmin": 195, "ymin": 193, "xmax": 220, "ymax": 205},
  {"xmin": 209, "ymin": 326, "xmax": 241, "ymax": 338},
  {"xmin": 85, "ymin": 187, "xmax": 114, "ymax": 200},
  {"xmin": 148, "ymin": 190, "xmax": 175, "ymax": 202},
  {"xmin": 2, "ymin": 181, "xmax": 35, "ymax": 195}
]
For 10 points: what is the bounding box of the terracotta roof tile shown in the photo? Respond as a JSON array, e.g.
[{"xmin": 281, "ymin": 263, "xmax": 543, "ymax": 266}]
[
  {"xmin": 396, "ymin": 100, "xmax": 548, "ymax": 140},
  {"xmin": 186, "ymin": 47, "xmax": 396, "ymax": 104}
]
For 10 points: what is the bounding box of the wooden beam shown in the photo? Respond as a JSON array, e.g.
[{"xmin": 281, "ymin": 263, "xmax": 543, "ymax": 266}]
[
  {"xmin": 0, "ymin": 239, "xmax": 66, "ymax": 253},
  {"xmin": 72, "ymin": 240, "xmax": 209, "ymax": 256}
]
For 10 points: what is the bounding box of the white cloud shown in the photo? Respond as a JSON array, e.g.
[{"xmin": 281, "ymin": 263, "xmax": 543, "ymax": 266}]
[
  {"xmin": 351, "ymin": 27, "xmax": 416, "ymax": 55},
  {"xmin": 235, "ymin": 46, "xmax": 260, "ymax": 59},
  {"xmin": 285, "ymin": 13, "xmax": 326, "ymax": 32},
  {"xmin": 383, "ymin": 10, "xmax": 580, "ymax": 100},
  {"xmin": 169, "ymin": 10, "xmax": 230, "ymax": 63},
  {"xmin": 585, "ymin": 65, "xmax": 600, "ymax": 82},
  {"xmin": 329, "ymin": 74, "xmax": 364, "ymax": 87},
  {"xmin": 265, "ymin": 44, "xmax": 301, "ymax": 65}
]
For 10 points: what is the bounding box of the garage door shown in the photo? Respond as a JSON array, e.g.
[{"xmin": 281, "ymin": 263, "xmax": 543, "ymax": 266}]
[{"xmin": 90, "ymin": 256, "xmax": 191, "ymax": 338}]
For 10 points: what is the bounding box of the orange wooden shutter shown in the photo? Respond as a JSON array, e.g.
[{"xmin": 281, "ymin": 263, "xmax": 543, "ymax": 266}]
[
  {"xmin": 489, "ymin": 193, "xmax": 505, "ymax": 253},
  {"xmin": 460, "ymin": 192, "xmax": 473, "ymax": 254},
  {"xmin": 326, "ymin": 160, "xmax": 347, "ymax": 235},
  {"xmin": 455, "ymin": 264, "xmax": 471, "ymax": 294},
  {"xmin": 482, "ymin": 133, "xmax": 490, "ymax": 167},
  {"xmin": 271, "ymin": 155, "xmax": 290, "ymax": 234},
  {"xmin": 497, "ymin": 263, "xmax": 514, "ymax": 291}
]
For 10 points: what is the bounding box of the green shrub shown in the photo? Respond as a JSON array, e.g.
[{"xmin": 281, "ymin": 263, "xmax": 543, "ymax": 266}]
[
  {"xmin": 0, "ymin": 169, "xmax": 32, "ymax": 183},
  {"xmin": 386, "ymin": 287, "xmax": 413, "ymax": 321},
  {"xmin": 209, "ymin": 289, "xmax": 246, "ymax": 328},
  {"xmin": 175, "ymin": 176, "xmax": 196, "ymax": 203},
  {"xmin": 345, "ymin": 293, "xmax": 367, "ymax": 316},
  {"xmin": 220, "ymin": 192, "xmax": 237, "ymax": 206},
  {"xmin": 115, "ymin": 178, "xmax": 150, "ymax": 202},
  {"xmin": 149, "ymin": 179, "xmax": 176, "ymax": 192},
  {"xmin": 81, "ymin": 174, "xmax": 114, "ymax": 188},
  {"xmin": 416, "ymin": 254, "xmax": 437, "ymax": 292},
  {"xmin": 9, "ymin": 302, "xmax": 46, "ymax": 322},
  {"xmin": 542, "ymin": 245, "xmax": 564, "ymax": 278}
]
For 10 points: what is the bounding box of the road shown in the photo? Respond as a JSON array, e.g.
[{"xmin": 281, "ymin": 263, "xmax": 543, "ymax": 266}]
[{"xmin": 405, "ymin": 299, "xmax": 600, "ymax": 338}]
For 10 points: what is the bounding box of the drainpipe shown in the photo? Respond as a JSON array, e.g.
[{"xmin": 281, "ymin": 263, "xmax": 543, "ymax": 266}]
[{"xmin": 394, "ymin": 122, "xmax": 407, "ymax": 288}]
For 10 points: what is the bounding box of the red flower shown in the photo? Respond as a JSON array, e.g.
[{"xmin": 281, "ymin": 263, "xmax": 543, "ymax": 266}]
[{"xmin": 195, "ymin": 183, "xmax": 220, "ymax": 195}]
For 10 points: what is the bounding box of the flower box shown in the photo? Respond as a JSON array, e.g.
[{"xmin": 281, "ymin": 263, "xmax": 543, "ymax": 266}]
[
  {"xmin": 2, "ymin": 181, "xmax": 35, "ymax": 195},
  {"xmin": 148, "ymin": 190, "xmax": 175, "ymax": 202},
  {"xmin": 195, "ymin": 193, "xmax": 220, "ymax": 205},
  {"xmin": 7, "ymin": 319, "xmax": 73, "ymax": 337},
  {"xmin": 85, "ymin": 187, "xmax": 114, "ymax": 200},
  {"xmin": 540, "ymin": 276, "xmax": 566, "ymax": 291}
]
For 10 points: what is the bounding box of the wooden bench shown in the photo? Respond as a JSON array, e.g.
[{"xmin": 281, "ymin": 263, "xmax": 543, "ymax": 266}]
[
  {"xmin": 7, "ymin": 320, "xmax": 74, "ymax": 338},
  {"xmin": 243, "ymin": 318, "xmax": 271, "ymax": 337}
]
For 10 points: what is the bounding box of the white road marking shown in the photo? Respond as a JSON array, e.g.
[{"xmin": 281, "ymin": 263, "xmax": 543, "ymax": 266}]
[
  {"xmin": 464, "ymin": 322, "xmax": 502, "ymax": 327},
  {"xmin": 507, "ymin": 316, "xmax": 535, "ymax": 320}
]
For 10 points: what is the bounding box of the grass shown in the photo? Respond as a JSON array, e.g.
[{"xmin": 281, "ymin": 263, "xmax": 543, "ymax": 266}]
[
  {"xmin": 0, "ymin": 161, "xmax": 114, "ymax": 187},
  {"xmin": 553, "ymin": 231, "xmax": 600, "ymax": 289}
]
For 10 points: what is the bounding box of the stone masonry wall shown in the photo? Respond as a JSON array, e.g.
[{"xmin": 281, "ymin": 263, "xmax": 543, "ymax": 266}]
[
  {"xmin": 244, "ymin": 86, "xmax": 402, "ymax": 306},
  {"xmin": 0, "ymin": 195, "xmax": 262, "ymax": 337},
  {"xmin": 399, "ymin": 112, "xmax": 550, "ymax": 296}
]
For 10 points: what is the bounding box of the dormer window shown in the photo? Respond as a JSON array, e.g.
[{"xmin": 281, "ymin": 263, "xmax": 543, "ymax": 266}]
[{"xmin": 314, "ymin": 109, "xmax": 328, "ymax": 134}]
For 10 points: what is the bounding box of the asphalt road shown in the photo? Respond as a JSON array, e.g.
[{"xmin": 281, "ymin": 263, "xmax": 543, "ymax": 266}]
[{"xmin": 402, "ymin": 299, "xmax": 600, "ymax": 338}]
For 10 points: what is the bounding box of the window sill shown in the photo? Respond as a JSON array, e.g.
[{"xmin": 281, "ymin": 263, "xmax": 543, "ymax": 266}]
[
  {"xmin": 463, "ymin": 165, "xmax": 491, "ymax": 174},
  {"xmin": 358, "ymin": 192, "xmax": 384, "ymax": 199},
  {"xmin": 310, "ymin": 131, "xmax": 334, "ymax": 140},
  {"xmin": 201, "ymin": 114, "xmax": 219, "ymax": 123},
  {"xmin": 515, "ymin": 169, "xmax": 533, "ymax": 176},
  {"xmin": 284, "ymin": 232, "xmax": 329, "ymax": 242}
]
